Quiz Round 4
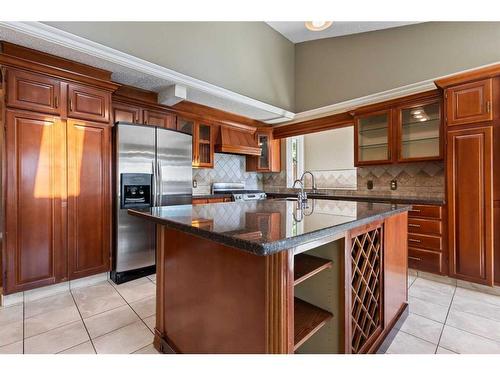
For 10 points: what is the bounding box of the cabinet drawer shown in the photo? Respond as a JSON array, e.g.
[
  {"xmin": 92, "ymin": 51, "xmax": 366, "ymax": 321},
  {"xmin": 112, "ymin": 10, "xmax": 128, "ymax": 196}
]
[
  {"xmin": 408, "ymin": 218, "xmax": 442, "ymax": 236},
  {"xmin": 192, "ymin": 198, "xmax": 208, "ymax": 205},
  {"xmin": 68, "ymin": 83, "xmax": 110, "ymax": 123},
  {"xmin": 408, "ymin": 233, "xmax": 442, "ymax": 251},
  {"xmin": 408, "ymin": 248, "xmax": 444, "ymax": 274},
  {"xmin": 7, "ymin": 69, "xmax": 62, "ymax": 115},
  {"xmin": 408, "ymin": 205, "xmax": 442, "ymax": 219}
]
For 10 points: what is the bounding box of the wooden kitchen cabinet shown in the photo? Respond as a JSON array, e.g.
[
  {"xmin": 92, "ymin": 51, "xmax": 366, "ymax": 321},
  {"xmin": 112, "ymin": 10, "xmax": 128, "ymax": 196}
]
[
  {"xmin": 67, "ymin": 119, "xmax": 111, "ymax": 280},
  {"xmin": 143, "ymin": 109, "xmax": 176, "ymax": 129},
  {"xmin": 445, "ymin": 79, "xmax": 493, "ymax": 127},
  {"xmin": 112, "ymin": 102, "xmax": 142, "ymax": 124},
  {"xmin": 68, "ymin": 82, "xmax": 111, "ymax": 123},
  {"xmin": 6, "ymin": 68, "xmax": 62, "ymax": 115},
  {"xmin": 193, "ymin": 122, "xmax": 215, "ymax": 168},
  {"xmin": 354, "ymin": 110, "xmax": 393, "ymax": 165},
  {"xmin": 396, "ymin": 99, "xmax": 443, "ymax": 162},
  {"xmin": 447, "ymin": 126, "xmax": 494, "ymax": 285},
  {"xmin": 246, "ymin": 128, "xmax": 281, "ymax": 172},
  {"xmin": 3, "ymin": 110, "xmax": 67, "ymax": 293}
]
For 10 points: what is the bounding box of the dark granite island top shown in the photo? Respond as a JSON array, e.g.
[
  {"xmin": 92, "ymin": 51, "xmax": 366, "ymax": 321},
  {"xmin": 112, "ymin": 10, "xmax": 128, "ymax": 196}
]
[{"xmin": 128, "ymin": 199, "xmax": 411, "ymax": 256}]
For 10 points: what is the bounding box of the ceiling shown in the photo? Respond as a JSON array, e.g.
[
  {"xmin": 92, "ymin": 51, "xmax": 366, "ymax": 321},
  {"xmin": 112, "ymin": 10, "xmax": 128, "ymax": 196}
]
[{"xmin": 266, "ymin": 22, "xmax": 422, "ymax": 43}]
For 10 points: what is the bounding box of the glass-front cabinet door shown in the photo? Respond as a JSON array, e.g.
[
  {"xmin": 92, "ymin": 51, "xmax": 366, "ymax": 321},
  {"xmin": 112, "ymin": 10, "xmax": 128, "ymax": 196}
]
[
  {"xmin": 257, "ymin": 132, "xmax": 270, "ymax": 170},
  {"xmin": 397, "ymin": 100, "xmax": 442, "ymax": 161},
  {"xmin": 355, "ymin": 110, "xmax": 392, "ymax": 165},
  {"xmin": 195, "ymin": 122, "xmax": 214, "ymax": 168},
  {"xmin": 177, "ymin": 117, "xmax": 194, "ymax": 135}
]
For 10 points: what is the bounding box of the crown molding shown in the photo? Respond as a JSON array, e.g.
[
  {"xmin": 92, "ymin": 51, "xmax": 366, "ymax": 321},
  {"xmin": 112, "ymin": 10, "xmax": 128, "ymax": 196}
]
[{"xmin": 0, "ymin": 21, "xmax": 295, "ymax": 123}]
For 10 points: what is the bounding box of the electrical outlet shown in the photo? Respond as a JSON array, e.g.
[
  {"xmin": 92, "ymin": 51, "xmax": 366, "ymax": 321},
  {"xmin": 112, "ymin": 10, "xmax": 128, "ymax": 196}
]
[
  {"xmin": 192, "ymin": 179, "xmax": 197, "ymax": 188},
  {"xmin": 367, "ymin": 180, "xmax": 374, "ymax": 190},
  {"xmin": 390, "ymin": 180, "xmax": 397, "ymax": 190}
]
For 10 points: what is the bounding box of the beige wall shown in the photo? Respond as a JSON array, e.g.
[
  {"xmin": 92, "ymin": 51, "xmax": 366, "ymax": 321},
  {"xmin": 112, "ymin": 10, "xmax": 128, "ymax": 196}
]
[
  {"xmin": 44, "ymin": 22, "xmax": 295, "ymax": 111},
  {"xmin": 304, "ymin": 126, "xmax": 354, "ymax": 170},
  {"xmin": 295, "ymin": 22, "xmax": 500, "ymax": 111}
]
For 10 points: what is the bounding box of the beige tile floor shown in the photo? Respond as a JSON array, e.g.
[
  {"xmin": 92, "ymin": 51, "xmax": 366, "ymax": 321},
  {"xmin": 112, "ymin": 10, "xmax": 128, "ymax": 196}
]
[
  {"xmin": 386, "ymin": 274, "xmax": 500, "ymax": 354},
  {"xmin": 2, "ymin": 272, "xmax": 500, "ymax": 354},
  {"xmin": 0, "ymin": 275, "xmax": 159, "ymax": 354}
]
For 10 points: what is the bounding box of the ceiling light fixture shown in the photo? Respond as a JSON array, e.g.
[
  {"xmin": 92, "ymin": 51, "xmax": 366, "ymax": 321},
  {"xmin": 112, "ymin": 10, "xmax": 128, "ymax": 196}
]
[{"xmin": 305, "ymin": 21, "xmax": 333, "ymax": 32}]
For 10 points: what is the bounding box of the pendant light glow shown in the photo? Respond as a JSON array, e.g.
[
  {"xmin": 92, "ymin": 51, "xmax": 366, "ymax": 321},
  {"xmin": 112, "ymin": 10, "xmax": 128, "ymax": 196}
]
[{"xmin": 305, "ymin": 21, "xmax": 333, "ymax": 32}]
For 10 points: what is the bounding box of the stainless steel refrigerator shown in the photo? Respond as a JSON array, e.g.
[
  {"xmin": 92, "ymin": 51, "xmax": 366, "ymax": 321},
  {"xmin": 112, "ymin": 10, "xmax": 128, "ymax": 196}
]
[{"xmin": 111, "ymin": 122, "xmax": 192, "ymax": 284}]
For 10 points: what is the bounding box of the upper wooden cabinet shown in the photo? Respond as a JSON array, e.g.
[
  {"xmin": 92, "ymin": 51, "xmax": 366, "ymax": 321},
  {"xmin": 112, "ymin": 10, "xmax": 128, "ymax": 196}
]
[
  {"xmin": 447, "ymin": 126, "xmax": 494, "ymax": 285},
  {"xmin": 353, "ymin": 94, "xmax": 443, "ymax": 166},
  {"xmin": 194, "ymin": 122, "xmax": 215, "ymax": 168},
  {"xmin": 6, "ymin": 69, "xmax": 62, "ymax": 115},
  {"xmin": 112, "ymin": 102, "xmax": 142, "ymax": 124},
  {"xmin": 67, "ymin": 119, "xmax": 111, "ymax": 280},
  {"xmin": 355, "ymin": 110, "xmax": 393, "ymax": 165},
  {"xmin": 3, "ymin": 110, "xmax": 67, "ymax": 294},
  {"xmin": 68, "ymin": 83, "xmax": 111, "ymax": 123},
  {"xmin": 396, "ymin": 99, "xmax": 443, "ymax": 162},
  {"xmin": 143, "ymin": 109, "xmax": 176, "ymax": 129},
  {"xmin": 445, "ymin": 79, "xmax": 493, "ymax": 127},
  {"xmin": 247, "ymin": 128, "xmax": 281, "ymax": 172}
]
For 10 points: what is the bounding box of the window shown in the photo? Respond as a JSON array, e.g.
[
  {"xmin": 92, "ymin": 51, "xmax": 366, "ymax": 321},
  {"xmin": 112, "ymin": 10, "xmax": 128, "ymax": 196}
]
[{"xmin": 286, "ymin": 136, "xmax": 304, "ymax": 187}]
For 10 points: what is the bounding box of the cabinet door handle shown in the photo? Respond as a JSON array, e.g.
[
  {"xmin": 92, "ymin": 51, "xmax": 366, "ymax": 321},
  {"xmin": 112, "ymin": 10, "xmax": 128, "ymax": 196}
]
[
  {"xmin": 409, "ymin": 238, "xmax": 421, "ymax": 243},
  {"xmin": 69, "ymin": 99, "xmax": 73, "ymax": 111},
  {"xmin": 486, "ymin": 101, "xmax": 491, "ymax": 114},
  {"xmin": 54, "ymin": 96, "xmax": 59, "ymax": 109},
  {"xmin": 408, "ymin": 256, "xmax": 422, "ymax": 261},
  {"xmin": 408, "ymin": 223, "xmax": 421, "ymax": 228}
]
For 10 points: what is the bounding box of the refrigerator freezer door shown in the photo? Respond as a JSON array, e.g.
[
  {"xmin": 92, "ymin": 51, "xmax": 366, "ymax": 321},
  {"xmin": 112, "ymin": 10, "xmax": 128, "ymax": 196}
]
[
  {"xmin": 115, "ymin": 123, "xmax": 156, "ymax": 274},
  {"xmin": 156, "ymin": 128, "xmax": 193, "ymax": 206}
]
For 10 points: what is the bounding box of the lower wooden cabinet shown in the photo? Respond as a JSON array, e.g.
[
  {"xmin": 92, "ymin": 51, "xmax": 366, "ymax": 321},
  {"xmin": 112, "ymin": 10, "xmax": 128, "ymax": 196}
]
[
  {"xmin": 67, "ymin": 120, "xmax": 111, "ymax": 279},
  {"xmin": 3, "ymin": 110, "xmax": 112, "ymax": 294},
  {"xmin": 4, "ymin": 110, "xmax": 68, "ymax": 293},
  {"xmin": 447, "ymin": 126, "xmax": 494, "ymax": 285},
  {"xmin": 494, "ymin": 201, "xmax": 500, "ymax": 285}
]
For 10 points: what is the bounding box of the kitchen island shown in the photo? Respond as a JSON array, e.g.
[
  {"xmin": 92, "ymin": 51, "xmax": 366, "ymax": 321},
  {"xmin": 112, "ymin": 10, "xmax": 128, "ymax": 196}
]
[{"xmin": 129, "ymin": 198, "xmax": 410, "ymax": 354}]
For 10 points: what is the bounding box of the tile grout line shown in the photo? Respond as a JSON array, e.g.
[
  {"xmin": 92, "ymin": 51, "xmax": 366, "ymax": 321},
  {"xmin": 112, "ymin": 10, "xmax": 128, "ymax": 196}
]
[
  {"xmin": 435, "ymin": 285, "xmax": 457, "ymax": 354},
  {"xmin": 69, "ymin": 288, "xmax": 97, "ymax": 354}
]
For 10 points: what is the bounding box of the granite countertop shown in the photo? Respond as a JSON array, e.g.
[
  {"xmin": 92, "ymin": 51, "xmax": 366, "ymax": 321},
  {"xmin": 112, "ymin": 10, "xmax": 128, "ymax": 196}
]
[
  {"xmin": 129, "ymin": 199, "xmax": 410, "ymax": 256},
  {"xmin": 265, "ymin": 191, "xmax": 445, "ymax": 205}
]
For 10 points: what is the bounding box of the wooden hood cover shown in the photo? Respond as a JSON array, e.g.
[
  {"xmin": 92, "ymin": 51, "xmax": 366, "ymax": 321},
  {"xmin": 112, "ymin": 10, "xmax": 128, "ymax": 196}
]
[{"xmin": 215, "ymin": 126, "xmax": 261, "ymax": 156}]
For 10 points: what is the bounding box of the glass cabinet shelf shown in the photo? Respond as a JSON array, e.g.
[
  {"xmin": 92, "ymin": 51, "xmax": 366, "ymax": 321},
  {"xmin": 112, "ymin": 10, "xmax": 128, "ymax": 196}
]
[{"xmin": 356, "ymin": 111, "xmax": 391, "ymax": 163}]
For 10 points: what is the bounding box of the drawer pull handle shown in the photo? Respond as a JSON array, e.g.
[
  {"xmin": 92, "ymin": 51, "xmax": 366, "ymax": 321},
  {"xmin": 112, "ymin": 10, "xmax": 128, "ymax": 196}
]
[
  {"xmin": 410, "ymin": 209, "xmax": 421, "ymax": 213},
  {"xmin": 408, "ymin": 256, "xmax": 422, "ymax": 261},
  {"xmin": 408, "ymin": 223, "xmax": 421, "ymax": 228},
  {"xmin": 409, "ymin": 238, "xmax": 421, "ymax": 243}
]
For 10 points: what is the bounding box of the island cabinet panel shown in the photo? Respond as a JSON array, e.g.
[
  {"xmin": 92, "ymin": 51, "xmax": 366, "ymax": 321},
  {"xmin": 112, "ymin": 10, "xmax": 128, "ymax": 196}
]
[
  {"xmin": 4, "ymin": 110, "xmax": 67, "ymax": 293},
  {"xmin": 383, "ymin": 212, "xmax": 408, "ymax": 328},
  {"xmin": 67, "ymin": 119, "xmax": 111, "ymax": 279},
  {"xmin": 447, "ymin": 126, "xmax": 494, "ymax": 285},
  {"xmin": 154, "ymin": 227, "xmax": 293, "ymax": 354},
  {"xmin": 68, "ymin": 83, "xmax": 111, "ymax": 123},
  {"xmin": 445, "ymin": 79, "xmax": 493, "ymax": 127},
  {"xmin": 6, "ymin": 69, "xmax": 62, "ymax": 115}
]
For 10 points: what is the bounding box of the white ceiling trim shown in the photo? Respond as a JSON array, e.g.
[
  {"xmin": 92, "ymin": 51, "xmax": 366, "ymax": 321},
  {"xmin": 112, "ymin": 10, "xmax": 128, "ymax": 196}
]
[
  {"xmin": 0, "ymin": 21, "xmax": 295, "ymax": 123},
  {"xmin": 277, "ymin": 79, "xmax": 437, "ymax": 126}
]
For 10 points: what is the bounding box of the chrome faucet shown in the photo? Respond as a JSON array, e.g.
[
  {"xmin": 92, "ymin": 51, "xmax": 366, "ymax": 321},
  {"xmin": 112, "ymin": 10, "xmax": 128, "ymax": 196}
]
[
  {"xmin": 300, "ymin": 171, "xmax": 317, "ymax": 192},
  {"xmin": 293, "ymin": 179, "xmax": 308, "ymax": 205}
]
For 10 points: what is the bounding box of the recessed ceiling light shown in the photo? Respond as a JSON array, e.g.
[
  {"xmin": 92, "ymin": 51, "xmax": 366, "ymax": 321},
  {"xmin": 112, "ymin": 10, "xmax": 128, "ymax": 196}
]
[{"xmin": 305, "ymin": 21, "xmax": 333, "ymax": 32}]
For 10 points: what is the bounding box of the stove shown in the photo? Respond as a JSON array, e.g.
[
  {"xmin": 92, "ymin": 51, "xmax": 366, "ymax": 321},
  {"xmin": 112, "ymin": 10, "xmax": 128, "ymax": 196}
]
[{"xmin": 212, "ymin": 182, "xmax": 267, "ymax": 202}]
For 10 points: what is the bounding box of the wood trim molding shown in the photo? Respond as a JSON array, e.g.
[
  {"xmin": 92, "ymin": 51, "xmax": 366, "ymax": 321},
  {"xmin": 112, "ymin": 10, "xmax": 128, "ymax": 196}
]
[
  {"xmin": 265, "ymin": 251, "xmax": 294, "ymax": 354},
  {"xmin": 273, "ymin": 112, "xmax": 353, "ymax": 139},
  {"xmin": 0, "ymin": 21, "xmax": 295, "ymax": 123},
  {"xmin": 0, "ymin": 42, "xmax": 119, "ymax": 91},
  {"xmin": 435, "ymin": 62, "xmax": 500, "ymax": 88}
]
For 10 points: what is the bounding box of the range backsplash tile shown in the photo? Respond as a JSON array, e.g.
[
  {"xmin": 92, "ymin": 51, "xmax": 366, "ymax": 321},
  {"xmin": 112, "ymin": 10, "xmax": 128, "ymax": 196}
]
[
  {"xmin": 262, "ymin": 169, "xmax": 357, "ymax": 190},
  {"xmin": 192, "ymin": 153, "xmax": 263, "ymax": 192}
]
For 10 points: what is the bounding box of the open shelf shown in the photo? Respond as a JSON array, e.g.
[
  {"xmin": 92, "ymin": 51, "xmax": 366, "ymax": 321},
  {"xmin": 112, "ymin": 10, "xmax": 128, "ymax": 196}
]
[
  {"xmin": 294, "ymin": 253, "xmax": 333, "ymax": 286},
  {"xmin": 294, "ymin": 297, "xmax": 333, "ymax": 351}
]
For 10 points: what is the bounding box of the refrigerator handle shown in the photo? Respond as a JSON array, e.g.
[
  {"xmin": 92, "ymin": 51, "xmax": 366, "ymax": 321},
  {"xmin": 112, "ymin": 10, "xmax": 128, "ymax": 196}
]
[
  {"xmin": 158, "ymin": 160, "xmax": 163, "ymax": 205},
  {"xmin": 151, "ymin": 160, "xmax": 156, "ymax": 207}
]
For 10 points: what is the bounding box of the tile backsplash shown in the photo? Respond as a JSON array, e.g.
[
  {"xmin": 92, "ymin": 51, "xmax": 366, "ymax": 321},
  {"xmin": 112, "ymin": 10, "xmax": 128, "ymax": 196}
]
[
  {"xmin": 356, "ymin": 161, "xmax": 445, "ymax": 198},
  {"xmin": 192, "ymin": 153, "xmax": 263, "ymax": 194},
  {"xmin": 262, "ymin": 169, "xmax": 357, "ymax": 190}
]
